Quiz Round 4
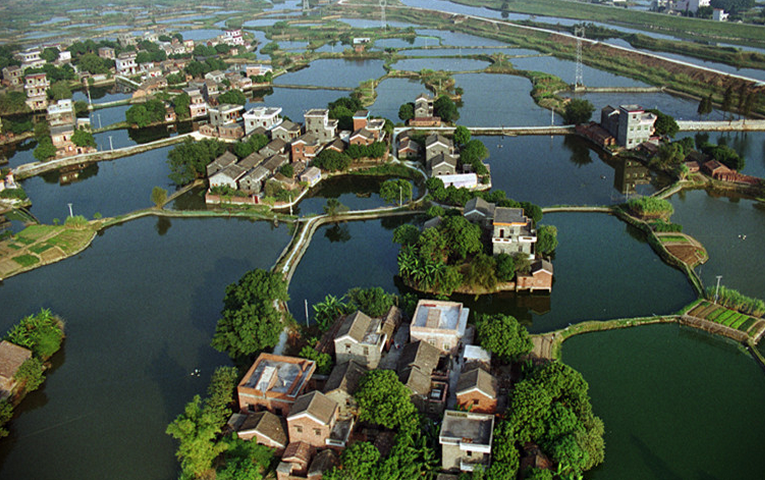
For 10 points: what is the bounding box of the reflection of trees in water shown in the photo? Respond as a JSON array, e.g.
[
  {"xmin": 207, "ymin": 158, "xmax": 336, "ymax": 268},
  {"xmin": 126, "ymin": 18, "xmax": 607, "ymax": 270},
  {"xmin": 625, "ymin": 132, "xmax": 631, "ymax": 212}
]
[
  {"xmin": 563, "ymin": 135, "xmax": 593, "ymax": 167},
  {"xmin": 155, "ymin": 216, "xmax": 172, "ymax": 236},
  {"xmin": 325, "ymin": 223, "xmax": 351, "ymax": 243}
]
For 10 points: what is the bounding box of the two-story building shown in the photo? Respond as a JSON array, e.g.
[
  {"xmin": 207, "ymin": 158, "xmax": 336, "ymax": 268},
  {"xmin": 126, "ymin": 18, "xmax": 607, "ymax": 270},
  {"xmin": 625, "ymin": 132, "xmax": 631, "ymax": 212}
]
[
  {"xmin": 333, "ymin": 311, "xmax": 386, "ymax": 369},
  {"xmin": 323, "ymin": 360, "xmax": 367, "ymax": 419},
  {"xmin": 491, "ymin": 207, "xmax": 536, "ymax": 258},
  {"xmin": 184, "ymin": 87, "xmax": 209, "ymax": 119},
  {"xmin": 291, "ymin": 133, "xmax": 321, "ymax": 164},
  {"xmin": 209, "ymin": 104, "xmax": 244, "ymax": 127},
  {"xmin": 409, "ymin": 300, "xmax": 469, "ymax": 356},
  {"xmin": 397, "ymin": 340, "xmax": 448, "ymax": 416},
  {"xmin": 116, "ymin": 52, "xmax": 138, "ymax": 76},
  {"xmin": 243, "ymin": 106, "xmax": 283, "ymax": 135},
  {"xmin": 304, "ymin": 109, "xmax": 337, "ymax": 144},
  {"xmin": 237, "ymin": 353, "xmax": 316, "ymax": 416},
  {"xmin": 286, "ymin": 391, "xmax": 348, "ymax": 449},
  {"xmin": 273, "ymin": 120, "xmax": 303, "ymax": 143},
  {"xmin": 440, "ymin": 410, "xmax": 495, "ymax": 472}
]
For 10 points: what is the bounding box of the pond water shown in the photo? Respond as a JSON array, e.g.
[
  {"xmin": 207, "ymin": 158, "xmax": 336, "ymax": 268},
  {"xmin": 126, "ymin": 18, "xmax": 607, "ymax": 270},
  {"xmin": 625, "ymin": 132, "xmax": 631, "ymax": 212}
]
[
  {"xmin": 93, "ymin": 25, "xmax": 131, "ymax": 31},
  {"xmin": 180, "ymin": 28, "xmax": 225, "ymax": 41},
  {"xmin": 90, "ymin": 105, "xmax": 129, "ymax": 129},
  {"xmin": 564, "ymin": 323, "xmax": 765, "ymax": 480},
  {"xmin": 372, "ymin": 36, "xmax": 439, "ymax": 50},
  {"xmin": 401, "ymin": 47, "xmax": 539, "ymax": 57},
  {"xmin": 0, "ymin": 217, "xmax": 290, "ymax": 480},
  {"xmin": 668, "ymin": 189, "xmax": 765, "ymax": 299},
  {"xmin": 337, "ymin": 18, "xmax": 416, "ymax": 29},
  {"xmin": 20, "ymin": 146, "xmax": 176, "ymax": 223},
  {"xmin": 369, "ymin": 77, "xmax": 431, "ymax": 122},
  {"xmin": 278, "ymin": 40, "xmax": 309, "ymax": 51},
  {"xmin": 479, "ymin": 134, "xmax": 661, "ymax": 206},
  {"xmin": 390, "ymin": 57, "xmax": 491, "ymax": 72},
  {"xmin": 510, "ymin": 55, "xmax": 650, "ymax": 87},
  {"xmin": 273, "ymin": 59, "xmax": 386, "ymax": 88},
  {"xmin": 454, "ymin": 73, "xmax": 551, "ymax": 127},
  {"xmin": 2, "ymin": 139, "xmax": 37, "ymax": 169},
  {"xmin": 243, "ymin": 18, "xmax": 280, "ymax": 27},
  {"xmin": 72, "ymin": 89, "xmax": 131, "ymax": 105},
  {"xmin": 417, "ymin": 28, "xmax": 509, "ymax": 48},
  {"xmin": 293, "ymin": 175, "xmax": 417, "ymax": 216}
]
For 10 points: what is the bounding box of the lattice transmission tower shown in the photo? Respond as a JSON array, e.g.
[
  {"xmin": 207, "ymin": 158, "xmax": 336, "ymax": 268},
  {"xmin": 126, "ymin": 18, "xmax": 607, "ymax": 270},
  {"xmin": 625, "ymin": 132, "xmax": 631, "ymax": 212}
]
[
  {"xmin": 574, "ymin": 26, "xmax": 585, "ymax": 90},
  {"xmin": 380, "ymin": 0, "xmax": 387, "ymax": 30},
  {"xmin": 303, "ymin": 0, "xmax": 309, "ymax": 12}
]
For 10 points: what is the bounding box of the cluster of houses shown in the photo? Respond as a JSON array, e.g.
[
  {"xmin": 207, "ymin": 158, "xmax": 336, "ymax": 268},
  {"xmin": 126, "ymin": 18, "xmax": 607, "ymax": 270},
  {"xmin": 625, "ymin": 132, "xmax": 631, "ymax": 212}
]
[
  {"xmin": 47, "ymin": 99, "xmax": 97, "ymax": 158},
  {"xmin": 408, "ymin": 93, "xmax": 442, "ymax": 127},
  {"xmin": 576, "ymin": 104, "xmax": 658, "ymax": 151},
  {"xmin": 651, "ymin": 0, "xmax": 730, "ymax": 21},
  {"xmin": 228, "ymin": 299, "xmax": 508, "ymax": 478},
  {"xmin": 204, "ymin": 106, "xmax": 388, "ymax": 202}
]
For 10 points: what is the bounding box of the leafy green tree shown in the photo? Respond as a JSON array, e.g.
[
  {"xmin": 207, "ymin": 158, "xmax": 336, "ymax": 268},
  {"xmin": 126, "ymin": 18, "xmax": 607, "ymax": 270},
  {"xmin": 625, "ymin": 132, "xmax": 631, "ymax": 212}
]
[
  {"xmin": 312, "ymin": 294, "xmax": 349, "ymax": 331},
  {"xmin": 151, "ymin": 186, "xmax": 168, "ymax": 208},
  {"xmin": 314, "ymin": 149, "xmax": 351, "ymax": 172},
  {"xmin": 0, "ymin": 91, "xmax": 30, "ymax": 115},
  {"xmin": 465, "ymin": 253, "xmax": 498, "ymax": 290},
  {"xmin": 77, "ymin": 53, "xmax": 111, "ymax": 74},
  {"xmin": 453, "ymin": 125, "xmax": 471, "ymax": 146},
  {"xmin": 434, "ymin": 95, "xmax": 459, "ymax": 123},
  {"xmin": 206, "ymin": 366, "xmax": 240, "ymax": 421},
  {"xmin": 521, "ymin": 201, "xmax": 543, "ymax": 224},
  {"xmin": 341, "ymin": 442, "xmax": 380, "ymax": 479},
  {"xmin": 211, "ymin": 269, "xmax": 289, "ymax": 360},
  {"xmin": 33, "ymin": 137, "xmax": 57, "ymax": 161},
  {"xmin": 495, "ymin": 253, "xmax": 516, "ymax": 282},
  {"xmin": 0, "ymin": 399, "xmax": 12, "ymax": 438},
  {"xmin": 346, "ymin": 287, "xmax": 395, "ymax": 317},
  {"xmin": 323, "ymin": 198, "xmax": 349, "ymax": 217},
  {"xmin": 536, "ymin": 225, "xmax": 558, "ymax": 256},
  {"xmin": 460, "ymin": 139, "xmax": 489, "ymax": 174},
  {"xmin": 299, "ymin": 346, "xmax": 333, "ymax": 375},
  {"xmin": 47, "ymin": 80, "xmax": 72, "ymax": 101},
  {"xmin": 379, "ymin": 179, "xmax": 412, "ymax": 205},
  {"xmin": 167, "ymin": 138, "xmax": 227, "ymax": 185},
  {"xmin": 475, "ymin": 313, "xmax": 532, "ymax": 363},
  {"xmin": 329, "ymin": 105, "xmax": 354, "ymax": 131},
  {"xmin": 218, "ymin": 89, "xmax": 247, "ymax": 105},
  {"xmin": 279, "ymin": 164, "xmax": 294, "ymax": 178},
  {"xmin": 355, "ymin": 370, "xmax": 418, "ymax": 430},
  {"xmin": 41, "ymin": 47, "xmax": 59, "ymax": 63},
  {"xmin": 439, "ymin": 215, "xmax": 482, "ymax": 260},
  {"xmin": 173, "ymin": 92, "xmax": 191, "ymax": 120},
  {"xmin": 74, "ymin": 100, "xmax": 89, "ymax": 117},
  {"xmin": 71, "ymin": 129, "xmax": 96, "ymax": 148},
  {"xmin": 393, "ymin": 224, "xmax": 421, "ymax": 246},
  {"xmin": 398, "ymin": 102, "xmax": 414, "ymax": 122},
  {"xmin": 647, "ymin": 109, "xmax": 679, "ymax": 138},
  {"xmin": 166, "ymin": 395, "xmax": 229, "ymax": 478},
  {"xmin": 14, "ymin": 357, "xmax": 44, "ymax": 392},
  {"xmin": 4, "ymin": 309, "xmax": 64, "ymax": 359},
  {"xmin": 562, "ymin": 98, "xmax": 594, "ymax": 125}
]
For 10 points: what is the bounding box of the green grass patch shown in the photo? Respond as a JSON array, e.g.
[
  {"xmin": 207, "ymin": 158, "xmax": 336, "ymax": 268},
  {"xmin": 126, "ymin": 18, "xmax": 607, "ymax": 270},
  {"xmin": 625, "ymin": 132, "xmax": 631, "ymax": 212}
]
[
  {"xmin": 12, "ymin": 254, "xmax": 39, "ymax": 267},
  {"xmin": 721, "ymin": 312, "xmax": 740, "ymax": 326},
  {"xmin": 13, "ymin": 236, "xmax": 35, "ymax": 245},
  {"xmin": 730, "ymin": 315, "xmax": 750, "ymax": 330},
  {"xmin": 16, "ymin": 225, "xmax": 59, "ymax": 241},
  {"xmin": 7, "ymin": 243, "xmax": 21, "ymax": 250},
  {"xmin": 739, "ymin": 317, "xmax": 756, "ymax": 332},
  {"xmin": 29, "ymin": 243, "xmax": 54, "ymax": 254},
  {"xmin": 659, "ymin": 235, "xmax": 689, "ymax": 243},
  {"xmin": 715, "ymin": 309, "xmax": 735, "ymax": 324},
  {"xmin": 706, "ymin": 307, "xmax": 726, "ymax": 321},
  {"xmin": 46, "ymin": 229, "xmax": 93, "ymax": 254}
]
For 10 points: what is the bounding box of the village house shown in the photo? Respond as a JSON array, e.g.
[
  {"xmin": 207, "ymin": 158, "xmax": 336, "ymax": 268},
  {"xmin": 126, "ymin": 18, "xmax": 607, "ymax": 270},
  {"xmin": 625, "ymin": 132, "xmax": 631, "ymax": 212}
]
[
  {"xmin": 260, "ymin": 138, "xmax": 289, "ymax": 158},
  {"xmin": 428, "ymin": 152, "xmax": 458, "ymax": 177},
  {"xmin": 0, "ymin": 340, "xmax": 32, "ymax": 397},
  {"xmin": 323, "ymin": 360, "xmax": 367, "ymax": 419},
  {"xmin": 206, "ymin": 151, "xmax": 238, "ymax": 178},
  {"xmin": 439, "ymin": 410, "xmax": 495, "ymax": 472},
  {"xmin": 209, "ymin": 163, "xmax": 247, "ymax": 189},
  {"xmin": 286, "ymin": 390, "xmax": 349, "ymax": 448},
  {"xmin": 410, "ymin": 93, "xmax": 441, "ymax": 126},
  {"xmin": 203, "ymin": 79, "xmax": 220, "ymax": 101},
  {"xmin": 304, "ymin": 109, "xmax": 338, "ymax": 144},
  {"xmin": 15, "ymin": 47, "xmax": 43, "ymax": 69},
  {"xmin": 132, "ymin": 77, "xmax": 168, "ymax": 99},
  {"xmin": 243, "ymin": 106, "xmax": 284, "ymax": 135},
  {"xmin": 325, "ymin": 139, "xmax": 345, "ymax": 154},
  {"xmin": 276, "ymin": 444, "xmax": 337, "ymax": 480},
  {"xmin": 116, "ymin": 52, "xmax": 139, "ymax": 76},
  {"xmin": 349, "ymin": 128, "xmax": 376, "ymax": 146},
  {"xmin": 97, "ymin": 46, "xmax": 116, "ymax": 60},
  {"xmin": 397, "ymin": 133, "xmax": 420, "ymax": 159},
  {"xmin": 334, "ymin": 311, "xmax": 387, "ymax": 369},
  {"xmin": 410, "ymin": 299, "xmax": 469, "ymax": 355},
  {"xmin": 47, "ymin": 99, "xmax": 75, "ymax": 127},
  {"xmin": 218, "ymin": 122, "xmax": 245, "ymax": 140},
  {"xmin": 224, "ymin": 28, "xmax": 245, "ymax": 46},
  {"xmin": 24, "ymin": 72, "xmax": 49, "ymax": 111},
  {"xmin": 703, "ymin": 159, "xmax": 736, "ymax": 181},
  {"xmin": 463, "ymin": 197, "xmax": 496, "ymax": 227},
  {"xmin": 455, "ymin": 367, "xmax": 498, "ymax": 414},
  {"xmin": 228, "ymin": 410, "xmax": 288, "ymax": 452},
  {"xmin": 239, "ymin": 165, "xmax": 270, "ymax": 194},
  {"xmin": 237, "ymin": 353, "xmax": 316, "ymax": 416},
  {"xmin": 262, "ymin": 154, "xmax": 290, "ymax": 174},
  {"xmin": 246, "ymin": 64, "xmax": 273, "ymax": 78},
  {"xmin": 2, "ymin": 65, "xmax": 23, "ymax": 87},
  {"xmin": 462, "ymin": 345, "xmax": 491, "ymax": 372},
  {"xmin": 273, "ymin": 120, "xmax": 303, "ymax": 143},
  {"xmin": 492, "ymin": 207, "xmax": 536, "ymax": 258},
  {"xmin": 397, "ymin": 340, "xmax": 448, "ymax": 416},
  {"xmin": 291, "ymin": 133, "xmax": 321, "ymax": 164},
  {"xmin": 118, "ymin": 32, "xmax": 137, "ymax": 47},
  {"xmin": 515, "ymin": 259, "xmax": 554, "ymax": 292},
  {"xmin": 205, "ymin": 70, "xmax": 226, "ymax": 84},
  {"xmin": 209, "ymin": 104, "xmax": 244, "ymax": 127},
  {"xmin": 601, "ymin": 104, "xmax": 656, "ymax": 149},
  {"xmin": 380, "ymin": 305, "xmax": 403, "ymax": 351},
  {"xmin": 184, "ymin": 87, "xmax": 208, "ymax": 119},
  {"xmin": 300, "ymin": 166, "xmax": 322, "ymax": 187}
]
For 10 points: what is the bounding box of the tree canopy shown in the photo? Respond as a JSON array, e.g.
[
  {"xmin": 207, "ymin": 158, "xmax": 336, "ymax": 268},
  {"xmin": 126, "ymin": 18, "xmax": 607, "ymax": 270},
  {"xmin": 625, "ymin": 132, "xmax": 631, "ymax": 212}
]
[
  {"xmin": 379, "ymin": 178, "xmax": 412, "ymax": 205},
  {"xmin": 434, "ymin": 95, "xmax": 459, "ymax": 123},
  {"xmin": 536, "ymin": 225, "xmax": 558, "ymax": 256},
  {"xmin": 218, "ymin": 89, "xmax": 247, "ymax": 106},
  {"xmin": 211, "ymin": 269, "xmax": 290, "ymax": 360},
  {"xmin": 475, "ymin": 313, "xmax": 533, "ymax": 363},
  {"xmin": 563, "ymin": 98, "xmax": 594, "ymax": 125},
  {"xmin": 647, "ymin": 109, "xmax": 679, "ymax": 137},
  {"xmin": 167, "ymin": 138, "xmax": 227, "ymax": 185},
  {"xmin": 453, "ymin": 125, "xmax": 471, "ymax": 146},
  {"xmin": 355, "ymin": 370, "xmax": 418, "ymax": 430},
  {"xmin": 398, "ymin": 102, "xmax": 414, "ymax": 122},
  {"xmin": 313, "ymin": 149, "xmax": 351, "ymax": 172}
]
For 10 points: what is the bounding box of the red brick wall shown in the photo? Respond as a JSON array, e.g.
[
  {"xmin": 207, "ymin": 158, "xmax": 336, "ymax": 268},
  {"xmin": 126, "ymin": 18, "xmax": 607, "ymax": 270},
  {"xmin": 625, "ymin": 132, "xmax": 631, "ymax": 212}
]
[
  {"xmin": 456, "ymin": 391, "xmax": 497, "ymax": 414},
  {"xmin": 287, "ymin": 418, "xmax": 331, "ymax": 448}
]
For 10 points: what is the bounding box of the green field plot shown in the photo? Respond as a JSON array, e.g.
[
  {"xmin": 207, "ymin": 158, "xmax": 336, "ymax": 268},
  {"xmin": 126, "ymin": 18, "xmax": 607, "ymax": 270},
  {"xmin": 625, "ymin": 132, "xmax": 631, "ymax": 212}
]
[
  {"xmin": 659, "ymin": 236, "xmax": 689, "ymax": 243},
  {"xmin": 730, "ymin": 315, "xmax": 750, "ymax": 330},
  {"xmin": 15, "ymin": 225, "xmax": 58, "ymax": 241},
  {"xmin": 46, "ymin": 229, "xmax": 93, "ymax": 254},
  {"xmin": 12, "ymin": 254, "xmax": 39, "ymax": 267},
  {"xmin": 29, "ymin": 244, "xmax": 54, "ymax": 254},
  {"xmin": 739, "ymin": 318, "xmax": 756, "ymax": 332}
]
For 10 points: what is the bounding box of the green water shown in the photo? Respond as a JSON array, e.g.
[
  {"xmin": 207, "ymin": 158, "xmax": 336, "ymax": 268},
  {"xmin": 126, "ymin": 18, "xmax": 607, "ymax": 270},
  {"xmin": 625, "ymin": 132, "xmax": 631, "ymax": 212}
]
[{"xmin": 564, "ymin": 323, "xmax": 765, "ymax": 480}]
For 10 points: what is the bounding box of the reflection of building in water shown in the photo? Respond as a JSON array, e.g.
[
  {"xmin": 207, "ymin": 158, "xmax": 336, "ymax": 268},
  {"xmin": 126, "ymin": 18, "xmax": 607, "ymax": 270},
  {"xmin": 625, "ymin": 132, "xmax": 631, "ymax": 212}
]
[
  {"xmin": 59, "ymin": 163, "xmax": 99, "ymax": 185},
  {"xmin": 516, "ymin": 293, "xmax": 551, "ymax": 316},
  {"xmin": 613, "ymin": 157, "xmax": 650, "ymax": 196}
]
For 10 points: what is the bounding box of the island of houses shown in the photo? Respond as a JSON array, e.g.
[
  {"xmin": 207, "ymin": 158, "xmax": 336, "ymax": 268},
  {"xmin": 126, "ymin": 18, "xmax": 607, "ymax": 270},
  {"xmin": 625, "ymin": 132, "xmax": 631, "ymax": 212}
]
[{"xmin": 224, "ymin": 298, "xmax": 506, "ymax": 479}]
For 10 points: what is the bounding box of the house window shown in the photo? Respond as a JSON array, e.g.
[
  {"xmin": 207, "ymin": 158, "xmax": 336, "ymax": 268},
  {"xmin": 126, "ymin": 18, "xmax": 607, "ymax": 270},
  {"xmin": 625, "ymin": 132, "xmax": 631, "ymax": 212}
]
[
  {"xmin": 466, "ymin": 451, "xmax": 473, "ymax": 457},
  {"xmin": 346, "ymin": 344, "xmax": 352, "ymax": 352},
  {"xmin": 295, "ymin": 426, "xmax": 303, "ymax": 433},
  {"xmin": 362, "ymin": 347, "xmax": 369, "ymax": 356},
  {"xmin": 314, "ymin": 428, "xmax": 321, "ymax": 436}
]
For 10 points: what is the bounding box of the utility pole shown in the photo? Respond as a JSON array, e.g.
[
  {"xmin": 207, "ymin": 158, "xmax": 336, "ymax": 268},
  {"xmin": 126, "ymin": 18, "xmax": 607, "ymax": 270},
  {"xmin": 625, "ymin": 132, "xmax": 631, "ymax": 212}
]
[
  {"xmin": 108, "ymin": 135, "xmax": 113, "ymax": 151},
  {"xmin": 380, "ymin": 0, "xmax": 387, "ymax": 30},
  {"xmin": 97, "ymin": 113, "xmax": 102, "ymax": 129},
  {"xmin": 67, "ymin": 203, "xmax": 73, "ymax": 218},
  {"xmin": 304, "ymin": 299, "xmax": 309, "ymax": 327},
  {"xmin": 714, "ymin": 275, "xmax": 723, "ymax": 304},
  {"xmin": 399, "ymin": 184, "xmax": 402, "ymax": 206}
]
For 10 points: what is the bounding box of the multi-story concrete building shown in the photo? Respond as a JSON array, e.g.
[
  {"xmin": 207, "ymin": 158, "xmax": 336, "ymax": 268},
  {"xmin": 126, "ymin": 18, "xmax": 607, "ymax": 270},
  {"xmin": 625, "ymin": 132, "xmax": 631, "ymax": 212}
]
[
  {"xmin": 410, "ymin": 300, "xmax": 469, "ymax": 355},
  {"xmin": 209, "ymin": 104, "xmax": 244, "ymax": 127},
  {"xmin": 333, "ymin": 311, "xmax": 386, "ymax": 369},
  {"xmin": 115, "ymin": 52, "xmax": 138, "ymax": 76},
  {"xmin": 237, "ymin": 353, "xmax": 316, "ymax": 416},
  {"xmin": 24, "ymin": 73, "xmax": 49, "ymax": 111},
  {"xmin": 243, "ymin": 106, "xmax": 283, "ymax": 135},
  {"xmin": 303, "ymin": 109, "xmax": 337, "ymax": 144},
  {"xmin": 47, "ymin": 99, "xmax": 75, "ymax": 127},
  {"xmin": 440, "ymin": 411, "xmax": 495, "ymax": 472},
  {"xmin": 616, "ymin": 104, "xmax": 656, "ymax": 149},
  {"xmin": 491, "ymin": 207, "xmax": 536, "ymax": 258}
]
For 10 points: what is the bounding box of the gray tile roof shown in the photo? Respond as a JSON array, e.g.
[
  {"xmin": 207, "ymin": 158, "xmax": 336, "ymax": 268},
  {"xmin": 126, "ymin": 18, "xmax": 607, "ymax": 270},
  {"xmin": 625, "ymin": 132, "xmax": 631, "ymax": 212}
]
[
  {"xmin": 456, "ymin": 367, "xmax": 497, "ymax": 399},
  {"xmin": 324, "ymin": 360, "xmax": 367, "ymax": 395},
  {"xmin": 336, "ymin": 311, "xmax": 373, "ymax": 344},
  {"xmin": 398, "ymin": 340, "xmax": 440, "ymax": 374},
  {"xmin": 288, "ymin": 391, "xmax": 337, "ymax": 426},
  {"xmin": 238, "ymin": 411, "xmax": 288, "ymax": 447}
]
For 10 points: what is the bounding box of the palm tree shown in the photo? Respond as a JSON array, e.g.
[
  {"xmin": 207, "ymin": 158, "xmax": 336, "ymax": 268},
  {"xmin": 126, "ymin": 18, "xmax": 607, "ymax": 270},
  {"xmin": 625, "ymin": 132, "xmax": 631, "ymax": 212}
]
[{"xmin": 312, "ymin": 294, "xmax": 348, "ymax": 331}]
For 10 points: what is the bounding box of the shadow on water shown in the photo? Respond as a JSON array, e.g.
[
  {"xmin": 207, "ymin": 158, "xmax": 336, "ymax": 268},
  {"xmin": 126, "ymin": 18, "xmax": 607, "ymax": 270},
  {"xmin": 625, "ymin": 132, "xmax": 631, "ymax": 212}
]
[
  {"xmin": 155, "ymin": 216, "xmax": 172, "ymax": 236},
  {"xmin": 563, "ymin": 135, "xmax": 594, "ymax": 167},
  {"xmin": 324, "ymin": 223, "xmax": 351, "ymax": 243},
  {"xmin": 630, "ymin": 434, "xmax": 684, "ymax": 480}
]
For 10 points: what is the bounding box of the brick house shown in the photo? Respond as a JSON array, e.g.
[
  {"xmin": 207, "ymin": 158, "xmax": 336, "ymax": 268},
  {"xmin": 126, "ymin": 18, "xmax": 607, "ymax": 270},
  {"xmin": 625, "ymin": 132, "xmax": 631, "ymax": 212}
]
[
  {"xmin": 440, "ymin": 410, "xmax": 495, "ymax": 472},
  {"xmin": 323, "ymin": 360, "xmax": 367, "ymax": 419},
  {"xmin": 0, "ymin": 340, "xmax": 32, "ymax": 396},
  {"xmin": 349, "ymin": 128, "xmax": 376, "ymax": 146},
  {"xmin": 237, "ymin": 353, "xmax": 316, "ymax": 416},
  {"xmin": 703, "ymin": 160, "xmax": 736, "ymax": 181},
  {"xmin": 286, "ymin": 391, "xmax": 338, "ymax": 448},
  {"xmin": 455, "ymin": 367, "xmax": 498, "ymax": 414},
  {"xmin": 334, "ymin": 310, "xmax": 386, "ymax": 369},
  {"xmin": 410, "ymin": 300, "xmax": 469, "ymax": 355},
  {"xmin": 398, "ymin": 136, "xmax": 420, "ymax": 159},
  {"xmin": 291, "ymin": 134, "xmax": 321, "ymax": 164},
  {"xmin": 228, "ymin": 411, "xmax": 288, "ymax": 452},
  {"xmin": 515, "ymin": 259, "xmax": 554, "ymax": 292},
  {"xmin": 277, "ymin": 444, "xmax": 338, "ymax": 480},
  {"xmin": 272, "ymin": 120, "xmax": 303, "ymax": 142}
]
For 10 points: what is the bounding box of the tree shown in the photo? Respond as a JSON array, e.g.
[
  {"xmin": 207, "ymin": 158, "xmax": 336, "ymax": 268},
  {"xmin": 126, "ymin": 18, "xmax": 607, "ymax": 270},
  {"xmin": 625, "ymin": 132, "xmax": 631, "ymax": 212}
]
[
  {"xmin": 329, "ymin": 105, "xmax": 354, "ymax": 131},
  {"xmin": 71, "ymin": 128, "xmax": 96, "ymax": 148},
  {"xmin": 434, "ymin": 95, "xmax": 459, "ymax": 123},
  {"xmin": 312, "ymin": 294, "xmax": 349, "ymax": 331},
  {"xmin": 323, "ymin": 198, "xmax": 349, "ymax": 217},
  {"xmin": 453, "ymin": 125, "xmax": 471, "ymax": 146},
  {"xmin": 646, "ymin": 109, "xmax": 679, "ymax": 137},
  {"xmin": 355, "ymin": 370, "xmax": 418, "ymax": 430},
  {"xmin": 464, "ymin": 253, "xmax": 498, "ymax": 291},
  {"xmin": 439, "ymin": 215, "xmax": 482, "ymax": 261},
  {"xmin": 536, "ymin": 225, "xmax": 558, "ymax": 256},
  {"xmin": 697, "ymin": 94, "xmax": 713, "ymax": 118},
  {"xmin": 173, "ymin": 92, "xmax": 191, "ymax": 120},
  {"xmin": 562, "ymin": 99, "xmax": 594, "ymax": 125},
  {"xmin": 77, "ymin": 53, "xmax": 110, "ymax": 74},
  {"xmin": 47, "ymin": 80, "xmax": 72, "ymax": 101},
  {"xmin": 721, "ymin": 85, "xmax": 734, "ymax": 118},
  {"xmin": 0, "ymin": 91, "xmax": 29, "ymax": 115},
  {"xmin": 218, "ymin": 89, "xmax": 247, "ymax": 105},
  {"xmin": 33, "ymin": 137, "xmax": 57, "ymax": 161},
  {"xmin": 211, "ymin": 269, "xmax": 289, "ymax": 360},
  {"xmin": 167, "ymin": 138, "xmax": 227, "ymax": 185},
  {"xmin": 151, "ymin": 186, "xmax": 168, "ymax": 208},
  {"xmin": 14, "ymin": 357, "xmax": 44, "ymax": 392},
  {"xmin": 166, "ymin": 395, "xmax": 228, "ymax": 478},
  {"xmin": 299, "ymin": 346, "xmax": 333, "ymax": 375},
  {"xmin": 379, "ymin": 179, "xmax": 412, "ymax": 205},
  {"xmin": 393, "ymin": 224, "xmax": 421, "ymax": 246},
  {"xmin": 398, "ymin": 102, "xmax": 414, "ymax": 122},
  {"xmin": 475, "ymin": 313, "xmax": 532, "ymax": 363},
  {"xmin": 341, "ymin": 442, "xmax": 380, "ymax": 479},
  {"xmin": 41, "ymin": 47, "xmax": 59, "ymax": 63},
  {"xmin": 314, "ymin": 149, "xmax": 351, "ymax": 172},
  {"xmin": 346, "ymin": 287, "xmax": 395, "ymax": 317}
]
